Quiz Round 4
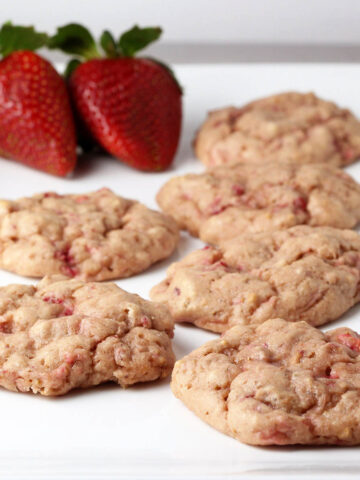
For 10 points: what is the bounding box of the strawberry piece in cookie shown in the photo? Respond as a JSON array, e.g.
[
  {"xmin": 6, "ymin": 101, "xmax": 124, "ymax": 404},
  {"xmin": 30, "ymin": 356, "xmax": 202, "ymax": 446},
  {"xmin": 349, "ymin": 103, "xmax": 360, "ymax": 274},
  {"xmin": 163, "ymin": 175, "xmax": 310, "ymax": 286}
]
[{"xmin": 336, "ymin": 333, "xmax": 360, "ymax": 352}]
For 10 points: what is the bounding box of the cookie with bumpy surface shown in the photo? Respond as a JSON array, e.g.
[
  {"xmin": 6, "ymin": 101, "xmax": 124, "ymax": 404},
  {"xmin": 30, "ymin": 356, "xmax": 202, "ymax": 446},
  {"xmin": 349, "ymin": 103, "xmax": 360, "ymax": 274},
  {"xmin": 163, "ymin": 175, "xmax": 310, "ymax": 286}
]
[
  {"xmin": 0, "ymin": 188, "xmax": 179, "ymax": 281},
  {"xmin": 172, "ymin": 318, "xmax": 360, "ymax": 445},
  {"xmin": 0, "ymin": 276, "xmax": 175, "ymax": 396},
  {"xmin": 157, "ymin": 162, "xmax": 360, "ymax": 244},
  {"xmin": 195, "ymin": 92, "xmax": 360, "ymax": 168},
  {"xmin": 151, "ymin": 226, "xmax": 360, "ymax": 333}
]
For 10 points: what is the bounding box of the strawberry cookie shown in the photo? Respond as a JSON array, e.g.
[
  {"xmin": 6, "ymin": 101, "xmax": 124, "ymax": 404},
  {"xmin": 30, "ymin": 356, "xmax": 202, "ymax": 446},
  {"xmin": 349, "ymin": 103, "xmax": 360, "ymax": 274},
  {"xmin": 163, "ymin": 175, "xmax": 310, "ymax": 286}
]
[
  {"xmin": 195, "ymin": 92, "xmax": 360, "ymax": 168},
  {"xmin": 157, "ymin": 162, "xmax": 360, "ymax": 244},
  {"xmin": 0, "ymin": 188, "xmax": 179, "ymax": 281},
  {"xmin": 151, "ymin": 226, "xmax": 360, "ymax": 333},
  {"xmin": 0, "ymin": 276, "xmax": 175, "ymax": 396},
  {"xmin": 172, "ymin": 318, "xmax": 360, "ymax": 445}
]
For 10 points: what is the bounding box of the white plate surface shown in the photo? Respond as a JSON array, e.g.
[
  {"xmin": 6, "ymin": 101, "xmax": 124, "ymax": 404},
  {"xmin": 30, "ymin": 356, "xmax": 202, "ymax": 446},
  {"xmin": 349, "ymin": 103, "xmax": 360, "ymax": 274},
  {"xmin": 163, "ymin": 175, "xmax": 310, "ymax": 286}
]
[{"xmin": 1, "ymin": 64, "xmax": 360, "ymax": 479}]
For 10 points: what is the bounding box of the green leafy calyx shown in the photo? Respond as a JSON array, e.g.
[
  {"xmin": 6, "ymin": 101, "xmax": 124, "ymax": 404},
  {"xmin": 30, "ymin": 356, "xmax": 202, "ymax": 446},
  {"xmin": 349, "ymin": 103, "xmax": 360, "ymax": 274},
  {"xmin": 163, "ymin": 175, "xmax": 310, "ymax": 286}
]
[
  {"xmin": 100, "ymin": 30, "xmax": 118, "ymax": 58},
  {"xmin": 48, "ymin": 24, "xmax": 100, "ymax": 60},
  {"xmin": 49, "ymin": 23, "xmax": 162, "ymax": 60},
  {"xmin": 0, "ymin": 22, "xmax": 48, "ymax": 57},
  {"xmin": 118, "ymin": 25, "xmax": 162, "ymax": 57}
]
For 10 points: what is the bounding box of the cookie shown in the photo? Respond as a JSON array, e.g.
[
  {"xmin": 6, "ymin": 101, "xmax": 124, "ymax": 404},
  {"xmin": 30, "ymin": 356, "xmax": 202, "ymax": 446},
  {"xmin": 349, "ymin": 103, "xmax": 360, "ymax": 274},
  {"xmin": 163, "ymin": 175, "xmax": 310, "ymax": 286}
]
[
  {"xmin": 0, "ymin": 188, "xmax": 179, "ymax": 281},
  {"xmin": 151, "ymin": 226, "xmax": 360, "ymax": 333},
  {"xmin": 156, "ymin": 162, "xmax": 360, "ymax": 244},
  {"xmin": 195, "ymin": 92, "xmax": 360, "ymax": 168},
  {"xmin": 172, "ymin": 318, "xmax": 360, "ymax": 445},
  {"xmin": 0, "ymin": 276, "xmax": 175, "ymax": 396}
]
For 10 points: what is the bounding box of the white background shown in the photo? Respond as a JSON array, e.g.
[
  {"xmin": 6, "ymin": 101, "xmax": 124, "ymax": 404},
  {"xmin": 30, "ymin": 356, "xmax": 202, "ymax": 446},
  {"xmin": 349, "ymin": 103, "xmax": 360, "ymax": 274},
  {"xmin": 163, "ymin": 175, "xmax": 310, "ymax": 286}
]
[
  {"xmin": 2, "ymin": 63, "xmax": 360, "ymax": 479},
  {"xmin": 2, "ymin": 0, "xmax": 360, "ymax": 45},
  {"xmin": 1, "ymin": 2, "xmax": 360, "ymax": 478},
  {"xmin": 1, "ymin": 63, "xmax": 360, "ymax": 479}
]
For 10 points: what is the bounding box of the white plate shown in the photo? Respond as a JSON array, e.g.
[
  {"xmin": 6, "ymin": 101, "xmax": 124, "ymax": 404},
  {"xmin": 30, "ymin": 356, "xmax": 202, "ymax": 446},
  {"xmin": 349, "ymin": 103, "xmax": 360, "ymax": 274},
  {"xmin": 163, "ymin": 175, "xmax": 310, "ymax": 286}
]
[{"xmin": 1, "ymin": 64, "xmax": 360, "ymax": 480}]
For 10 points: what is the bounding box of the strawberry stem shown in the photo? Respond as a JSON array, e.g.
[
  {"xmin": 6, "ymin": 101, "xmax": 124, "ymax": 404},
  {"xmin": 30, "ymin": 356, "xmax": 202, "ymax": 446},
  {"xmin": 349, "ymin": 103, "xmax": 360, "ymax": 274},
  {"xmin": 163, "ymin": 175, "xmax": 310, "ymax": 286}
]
[{"xmin": 100, "ymin": 30, "xmax": 119, "ymax": 58}]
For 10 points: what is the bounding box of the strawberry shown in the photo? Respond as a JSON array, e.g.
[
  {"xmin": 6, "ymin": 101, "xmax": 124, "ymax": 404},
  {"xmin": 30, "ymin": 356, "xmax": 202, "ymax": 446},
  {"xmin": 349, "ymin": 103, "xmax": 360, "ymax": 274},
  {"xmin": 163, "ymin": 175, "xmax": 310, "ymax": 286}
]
[
  {"xmin": 0, "ymin": 23, "xmax": 77, "ymax": 176},
  {"xmin": 49, "ymin": 24, "xmax": 182, "ymax": 171}
]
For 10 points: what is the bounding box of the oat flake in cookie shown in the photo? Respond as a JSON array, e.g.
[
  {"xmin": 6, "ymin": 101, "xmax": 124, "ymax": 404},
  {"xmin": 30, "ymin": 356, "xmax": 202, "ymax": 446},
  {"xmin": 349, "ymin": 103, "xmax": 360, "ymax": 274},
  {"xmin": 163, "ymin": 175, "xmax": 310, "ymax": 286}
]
[
  {"xmin": 0, "ymin": 276, "xmax": 175, "ymax": 396},
  {"xmin": 157, "ymin": 162, "xmax": 360, "ymax": 244},
  {"xmin": 195, "ymin": 92, "xmax": 360, "ymax": 168},
  {"xmin": 172, "ymin": 318, "xmax": 360, "ymax": 445},
  {"xmin": 0, "ymin": 188, "xmax": 179, "ymax": 281},
  {"xmin": 151, "ymin": 226, "xmax": 360, "ymax": 333}
]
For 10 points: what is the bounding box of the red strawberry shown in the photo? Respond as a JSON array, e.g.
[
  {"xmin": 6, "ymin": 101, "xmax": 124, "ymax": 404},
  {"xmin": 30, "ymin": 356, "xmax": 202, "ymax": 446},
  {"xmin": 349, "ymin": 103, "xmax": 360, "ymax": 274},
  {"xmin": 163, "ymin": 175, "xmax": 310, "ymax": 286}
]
[
  {"xmin": 49, "ymin": 24, "xmax": 182, "ymax": 171},
  {"xmin": 0, "ymin": 23, "xmax": 77, "ymax": 176}
]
